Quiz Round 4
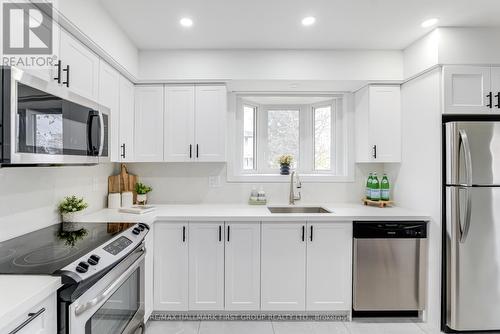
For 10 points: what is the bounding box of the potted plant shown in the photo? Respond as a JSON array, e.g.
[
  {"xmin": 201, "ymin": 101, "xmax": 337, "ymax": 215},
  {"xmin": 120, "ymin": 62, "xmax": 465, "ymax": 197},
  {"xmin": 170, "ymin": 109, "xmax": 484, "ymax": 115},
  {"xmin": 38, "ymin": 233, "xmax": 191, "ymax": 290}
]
[
  {"xmin": 59, "ymin": 196, "xmax": 88, "ymax": 231},
  {"xmin": 135, "ymin": 182, "xmax": 153, "ymax": 205},
  {"xmin": 278, "ymin": 154, "xmax": 293, "ymax": 175}
]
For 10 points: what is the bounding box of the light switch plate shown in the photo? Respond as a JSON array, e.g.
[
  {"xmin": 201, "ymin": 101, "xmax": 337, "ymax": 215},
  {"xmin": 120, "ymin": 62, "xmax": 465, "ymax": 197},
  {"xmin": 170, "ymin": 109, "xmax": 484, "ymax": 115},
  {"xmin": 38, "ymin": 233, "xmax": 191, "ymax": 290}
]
[{"xmin": 208, "ymin": 175, "xmax": 222, "ymax": 188}]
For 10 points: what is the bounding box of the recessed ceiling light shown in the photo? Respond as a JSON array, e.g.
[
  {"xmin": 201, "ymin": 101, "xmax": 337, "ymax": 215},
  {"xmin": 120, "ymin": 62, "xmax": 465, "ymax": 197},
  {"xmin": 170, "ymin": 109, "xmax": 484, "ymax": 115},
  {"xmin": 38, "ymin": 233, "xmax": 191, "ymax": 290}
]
[
  {"xmin": 301, "ymin": 16, "xmax": 316, "ymax": 26},
  {"xmin": 180, "ymin": 17, "xmax": 193, "ymax": 27},
  {"xmin": 421, "ymin": 18, "xmax": 438, "ymax": 28}
]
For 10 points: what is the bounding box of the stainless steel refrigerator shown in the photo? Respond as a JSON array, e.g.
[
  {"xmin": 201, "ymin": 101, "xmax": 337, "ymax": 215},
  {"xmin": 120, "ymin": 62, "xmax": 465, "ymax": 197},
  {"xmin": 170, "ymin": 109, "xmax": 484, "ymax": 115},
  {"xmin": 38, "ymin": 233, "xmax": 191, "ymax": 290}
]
[{"xmin": 444, "ymin": 118, "xmax": 500, "ymax": 332}]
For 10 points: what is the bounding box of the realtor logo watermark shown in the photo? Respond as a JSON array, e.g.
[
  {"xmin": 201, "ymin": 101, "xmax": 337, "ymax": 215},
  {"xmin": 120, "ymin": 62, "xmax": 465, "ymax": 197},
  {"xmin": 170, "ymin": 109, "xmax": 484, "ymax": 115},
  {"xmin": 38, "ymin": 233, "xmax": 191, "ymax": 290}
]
[{"xmin": 2, "ymin": 1, "xmax": 56, "ymax": 67}]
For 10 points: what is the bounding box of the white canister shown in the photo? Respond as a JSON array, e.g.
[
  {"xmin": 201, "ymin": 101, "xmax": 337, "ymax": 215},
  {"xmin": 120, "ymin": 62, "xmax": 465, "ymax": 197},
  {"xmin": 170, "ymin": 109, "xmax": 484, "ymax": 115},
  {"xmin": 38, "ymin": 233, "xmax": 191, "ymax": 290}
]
[
  {"xmin": 121, "ymin": 191, "xmax": 134, "ymax": 208},
  {"xmin": 108, "ymin": 193, "xmax": 121, "ymax": 209}
]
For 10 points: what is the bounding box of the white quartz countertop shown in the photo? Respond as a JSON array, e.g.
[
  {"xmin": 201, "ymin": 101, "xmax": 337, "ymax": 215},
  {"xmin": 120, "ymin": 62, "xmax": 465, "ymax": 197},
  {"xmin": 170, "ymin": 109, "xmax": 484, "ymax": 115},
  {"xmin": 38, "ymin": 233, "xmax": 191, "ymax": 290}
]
[
  {"xmin": 79, "ymin": 203, "xmax": 430, "ymax": 224},
  {"xmin": 0, "ymin": 275, "xmax": 61, "ymax": 328}
]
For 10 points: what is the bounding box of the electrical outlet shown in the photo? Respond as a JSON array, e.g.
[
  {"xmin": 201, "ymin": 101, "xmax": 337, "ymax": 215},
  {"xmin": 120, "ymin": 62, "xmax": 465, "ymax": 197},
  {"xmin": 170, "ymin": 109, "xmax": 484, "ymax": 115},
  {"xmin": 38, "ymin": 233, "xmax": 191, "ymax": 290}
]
[{"xmin": 208, "ymin": 175, "xmax": 222, "ymax": 188}]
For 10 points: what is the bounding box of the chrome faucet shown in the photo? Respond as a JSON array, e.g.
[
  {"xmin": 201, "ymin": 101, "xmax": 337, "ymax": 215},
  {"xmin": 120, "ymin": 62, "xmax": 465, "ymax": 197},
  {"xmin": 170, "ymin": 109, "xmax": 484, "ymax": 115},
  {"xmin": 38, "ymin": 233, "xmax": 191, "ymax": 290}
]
[{"xmin": 289, "ymin": 171, "xmax": 302, "ymax": 205}]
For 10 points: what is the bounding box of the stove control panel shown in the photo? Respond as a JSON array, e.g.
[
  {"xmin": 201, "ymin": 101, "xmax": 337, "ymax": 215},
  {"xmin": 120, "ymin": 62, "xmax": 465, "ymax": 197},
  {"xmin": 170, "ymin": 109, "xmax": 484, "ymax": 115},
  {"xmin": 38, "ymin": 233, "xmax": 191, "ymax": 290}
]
[{"xmin": 60, "ymin": 222, "xmax": 149, "ymax": 282}]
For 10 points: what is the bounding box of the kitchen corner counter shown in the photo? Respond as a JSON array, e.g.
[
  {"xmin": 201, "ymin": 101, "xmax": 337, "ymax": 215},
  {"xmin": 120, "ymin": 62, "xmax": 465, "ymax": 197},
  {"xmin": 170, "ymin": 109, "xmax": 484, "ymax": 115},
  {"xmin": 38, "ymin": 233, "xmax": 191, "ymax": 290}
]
[
  {"xmin": 79, "ymin": 203, "xmax": 431, "ymax": 223},
  {"xmin": 0, "ymin": 275, "xmax": 61, "ymax": 328}
]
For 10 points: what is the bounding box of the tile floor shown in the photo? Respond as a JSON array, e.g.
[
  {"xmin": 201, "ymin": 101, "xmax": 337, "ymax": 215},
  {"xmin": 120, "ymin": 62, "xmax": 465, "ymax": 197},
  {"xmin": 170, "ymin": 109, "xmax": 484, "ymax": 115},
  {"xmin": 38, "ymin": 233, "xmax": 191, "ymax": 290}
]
[{"xmin": 145, "ymin": 319, "xmax": 442, "ymax": 334}]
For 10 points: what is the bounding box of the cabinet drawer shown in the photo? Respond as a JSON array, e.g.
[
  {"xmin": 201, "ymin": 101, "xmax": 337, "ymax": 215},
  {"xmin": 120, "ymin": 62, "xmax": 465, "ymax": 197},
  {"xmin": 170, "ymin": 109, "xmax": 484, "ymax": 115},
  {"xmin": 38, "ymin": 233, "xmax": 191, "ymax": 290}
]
[{"xmin": 3, "ymin": 293, "xmax": 56, "ymax": 334}]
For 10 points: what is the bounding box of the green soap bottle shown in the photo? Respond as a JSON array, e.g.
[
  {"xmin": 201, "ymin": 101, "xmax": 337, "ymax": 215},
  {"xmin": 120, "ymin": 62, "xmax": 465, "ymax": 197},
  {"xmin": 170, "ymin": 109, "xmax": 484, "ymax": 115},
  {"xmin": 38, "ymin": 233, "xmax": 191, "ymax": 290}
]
[
  {"xmin": 381, "ymin": 174, "xmax": 390, "ymax": 201},
  {"xmin": 366, "ymin": 173, "xmax": 373, "ymax": 200},
  {"xmin": 371, "ymin": 173, "xmax": 380, "ymax": 201}
]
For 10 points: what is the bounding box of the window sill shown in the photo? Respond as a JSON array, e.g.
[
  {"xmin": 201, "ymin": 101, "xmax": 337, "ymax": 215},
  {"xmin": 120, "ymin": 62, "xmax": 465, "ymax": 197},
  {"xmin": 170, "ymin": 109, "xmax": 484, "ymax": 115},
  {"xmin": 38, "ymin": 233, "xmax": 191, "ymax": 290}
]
[{"xmin": 226, "ymin": 173, "xmax": 355, "ymax": 183}]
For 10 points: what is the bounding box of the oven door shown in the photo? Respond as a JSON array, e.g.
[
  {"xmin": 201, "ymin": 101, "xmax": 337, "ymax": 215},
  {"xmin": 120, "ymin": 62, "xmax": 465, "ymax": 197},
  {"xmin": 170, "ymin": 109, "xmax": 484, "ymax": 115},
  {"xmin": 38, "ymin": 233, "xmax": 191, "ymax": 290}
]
[
  {"xmin": 68, "ymin": 245, "xmax": 145, "ymax": 334},
  {"xmin": 5, "ymin": 67, "xmax": 107, "ymax": 164}
]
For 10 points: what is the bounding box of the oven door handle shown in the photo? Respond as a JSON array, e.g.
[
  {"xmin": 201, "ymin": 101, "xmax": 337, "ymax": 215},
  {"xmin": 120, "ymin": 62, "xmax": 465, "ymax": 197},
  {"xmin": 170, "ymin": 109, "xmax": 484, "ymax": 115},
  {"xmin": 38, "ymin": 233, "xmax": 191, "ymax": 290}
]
[{"xmin": 74, "ymin": 246, "xmax": 146, "ymax": 316}]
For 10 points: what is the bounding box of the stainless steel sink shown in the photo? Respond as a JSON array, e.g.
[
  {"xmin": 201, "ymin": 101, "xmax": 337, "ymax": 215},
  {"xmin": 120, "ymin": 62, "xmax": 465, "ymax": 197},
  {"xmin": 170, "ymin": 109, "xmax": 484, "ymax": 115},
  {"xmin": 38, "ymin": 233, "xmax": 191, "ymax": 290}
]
[{"xmin": 267, "ymin": 206, "xmax": 331, "ymax": 214}]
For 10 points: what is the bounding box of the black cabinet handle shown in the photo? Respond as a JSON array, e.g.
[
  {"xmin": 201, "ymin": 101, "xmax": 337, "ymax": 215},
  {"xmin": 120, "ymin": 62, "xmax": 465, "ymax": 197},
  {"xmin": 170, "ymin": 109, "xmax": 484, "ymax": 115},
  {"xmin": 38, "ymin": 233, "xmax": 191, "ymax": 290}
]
[
  {"xmin": 196, "ymin": 144, "xmax": 199, "ymax": 158},
  {"xmin": 487, "ymin": 92, "xmax": 493, "ymax": 108},
  {"xmin": 62, "ymin": 65, "xmax": 70, "ymax": 87},
  {"xmin": 310, "ymin": 225, "xmax": 313, "ymax": 242},
  {"xmin": 301, "ymin": 225, "xmax": 305, "ymax": 242},
  {"xmin": 121, "ymin": 144, "xmax": 126, "ymax": 158},
  {"xmin": 54, "ymin": 60, "xmax": 61, "ymax": 83},
  {"xmin": 372, "ymin": 145, "xmax": 377, "ymax": 159},
  {"xmin": 219, "ymin": 225, "xmax": 222, "ymax": 242},
  {"xmin": 9, "ymin": 308, "xmax": 45, "ymax": 334},
  {"xmin": 182, "ymin": 226, "xmax": 186, "ymax": 242},
  {"xmin": 189, "ymin": 144, "xmax": 192, "ymax": 159},
  {"xmin": 495, "ymin": 92, "xmax": 500, "ymax": 108},
  {"xmin": 227, "ymin": 225, "xmax": 230, "ymax": 242}
]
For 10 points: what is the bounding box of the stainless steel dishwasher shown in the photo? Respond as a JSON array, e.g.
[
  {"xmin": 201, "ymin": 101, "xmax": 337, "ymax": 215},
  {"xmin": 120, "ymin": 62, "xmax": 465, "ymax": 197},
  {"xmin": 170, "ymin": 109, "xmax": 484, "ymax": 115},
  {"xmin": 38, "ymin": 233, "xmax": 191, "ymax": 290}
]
[{"xmin": 353, "ymin": 221, "xmax": 428, "ymax": 313}]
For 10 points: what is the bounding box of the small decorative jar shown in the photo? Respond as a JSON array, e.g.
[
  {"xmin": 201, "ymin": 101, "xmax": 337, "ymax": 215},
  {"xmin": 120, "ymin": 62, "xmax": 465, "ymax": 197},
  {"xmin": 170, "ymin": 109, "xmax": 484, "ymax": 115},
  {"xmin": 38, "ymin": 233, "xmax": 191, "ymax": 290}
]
[{"xmin": 280, "ymin": 164, "xmax": 290, "ymax": 175}]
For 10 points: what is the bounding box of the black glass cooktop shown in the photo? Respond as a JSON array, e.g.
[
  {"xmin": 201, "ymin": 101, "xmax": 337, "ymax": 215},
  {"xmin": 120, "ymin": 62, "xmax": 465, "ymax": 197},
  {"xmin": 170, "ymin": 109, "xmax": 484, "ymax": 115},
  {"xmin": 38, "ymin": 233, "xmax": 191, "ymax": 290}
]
[{"xmin": 0, "ymin": 222, "xmax": 135, "ymax": 275}]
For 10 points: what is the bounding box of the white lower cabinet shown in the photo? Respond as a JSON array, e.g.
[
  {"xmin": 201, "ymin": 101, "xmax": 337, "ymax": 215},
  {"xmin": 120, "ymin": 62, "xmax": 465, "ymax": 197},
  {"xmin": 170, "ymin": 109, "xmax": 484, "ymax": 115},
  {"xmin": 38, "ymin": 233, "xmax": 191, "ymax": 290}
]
[
  {"xmin": 154, "ymin": 223, "xmax": 188, "ymax": 311},
  {"xmin": 188, "ymin": 222, "xmax": 225, "ymax": 310},
  {"xmin": 261, "ymin": 223, "xmax": 307, "ymax": 311},
  {"xmin": 306, "ymin": 222, "xmax": 352, "ymax": 311},
  {"xmin": 3, "ymin": 292, "xmax": 57, "ymax": 334},
  {"xmin": 225, "ymin": 222, "xmax": 261, "ymax": 311}
]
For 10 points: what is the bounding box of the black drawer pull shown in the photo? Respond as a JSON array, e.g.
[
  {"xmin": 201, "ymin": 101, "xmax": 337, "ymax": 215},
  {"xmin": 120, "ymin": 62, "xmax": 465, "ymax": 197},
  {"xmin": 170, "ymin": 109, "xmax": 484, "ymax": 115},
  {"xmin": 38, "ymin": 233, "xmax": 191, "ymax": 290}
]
[
  {"xmin": 62, "ymin": 65, "xmax": 70, "ymax": 87},
  {"xmin": 182, "ymin": 226, "xmax": 186, "ymax": 242},
  {"xmin": 54, "ymin": 60, "xmax": 61, "ymax": 83},
  {"xmin": 301, "ymin": 225, "xmax": 305, "ymax": 242},
  {"xmin": 487, "ymin": 92, "xmax": 493, "ymax": 108},
  {"xmin": 310, "ymin": 225, "xmax": 313, "ymax": 242},
  {"xmin": 227, "ymin": 225, "xmax": 230, "ymax": 242},
  {"xmin": 219, "ymin": 225, "xmax": 222, "ymax": 242},
  {"xmin": 9, "ymin": 308, "xmax": 45, "ymax": 334}
]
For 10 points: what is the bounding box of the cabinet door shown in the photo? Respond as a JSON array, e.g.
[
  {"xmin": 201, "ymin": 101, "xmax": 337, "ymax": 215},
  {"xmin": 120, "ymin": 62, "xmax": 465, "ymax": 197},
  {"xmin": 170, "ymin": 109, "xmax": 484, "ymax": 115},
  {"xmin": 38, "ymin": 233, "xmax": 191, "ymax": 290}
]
[
  {"xmin": 261, "ymin": 223, "xmax": 306, "ymax": 311},
  {"xmin": 369, "ymin": 85, "xmax": 401, "ymax": 162},
  {"xmin": 225, "ymin": 222, "xmax": 261, "ymax": 311},
  {"xmin": 195, "ymin": 86, "xmax": 227, "ymax": 162},
  {"xmin": 306, "ymin": 222, "xmax": 352, "ymax": 311},
  {"xmin": 164, "ymin": 86, "xmax": 195, "ymax": 161},
  {"xmin": 188, "ymin": 222, "xmax": 225, "ymax": 310},
  {"xmin": 491, "ymin": 67, "xmax": 500, "ymax": 111},
  {"xmin": 60, "ymin": 29, "xmax": 99, "ymax": 101},
  {"xmin": 3, "ymin": 293, "xmax": 57, "ymax": 334},
  {"xmin": 119, "ymin": 76, "xmax": 135, "ymax": 161},
  {"xmin": 134, "ymin": 86, "xmax": 164, "ymax": 162},
  {"xmin": 443, "ymin": 66, "xmax": 492, "ymax": 114},
  {"xmin": 99, "ymin": 62, "xmax": 120, "ymax": 162},
  {"xmin": 154, "ymin": 223, "xmax": 188, "ymax": 311}
]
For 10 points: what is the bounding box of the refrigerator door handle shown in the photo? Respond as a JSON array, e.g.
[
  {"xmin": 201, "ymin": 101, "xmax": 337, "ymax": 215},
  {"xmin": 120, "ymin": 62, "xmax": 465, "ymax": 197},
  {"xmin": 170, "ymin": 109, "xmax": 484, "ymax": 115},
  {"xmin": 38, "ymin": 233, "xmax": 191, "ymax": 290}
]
[
  {"xmin": 459, "ymin": 129, "xmax": 473, "ymax": 187},
  {"xmin": 458, "ymin": 186, "xmax": 472, "ymax": 243}
]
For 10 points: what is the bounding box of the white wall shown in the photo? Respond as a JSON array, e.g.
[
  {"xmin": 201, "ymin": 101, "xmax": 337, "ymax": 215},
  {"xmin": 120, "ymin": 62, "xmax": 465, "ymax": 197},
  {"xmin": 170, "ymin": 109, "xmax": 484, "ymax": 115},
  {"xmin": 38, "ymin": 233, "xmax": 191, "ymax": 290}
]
[
  {"xmin": 385, "ymin": 67, "xmax": 442, "ymax": 330},
  {"xmin": 0, "ymin": 164, "xmax": 115, "ymax": 242},
  {"xmin": 58, "ymin": 0, "xmax": 139, "ymax": 77},
  {"xmin": 138, "ymin": 50, "xmax": 404, "ymax": 82},
  {"xmin": 404, "ymin": 30, "xmax": 439, "ymax": 79},
  {"xmin": 125, "ymin": 163, "xmax": 383, "ymax": 205}
]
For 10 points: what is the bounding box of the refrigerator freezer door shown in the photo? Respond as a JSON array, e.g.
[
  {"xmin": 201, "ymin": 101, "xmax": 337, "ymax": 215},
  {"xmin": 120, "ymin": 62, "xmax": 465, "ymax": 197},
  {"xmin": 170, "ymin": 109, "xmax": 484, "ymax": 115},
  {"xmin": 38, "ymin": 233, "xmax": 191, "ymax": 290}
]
[
  {"xmin": 446, "ymin": 186, "xmax": 500, "ymax": 331},
  {"xmin": 445, "ymin": 121, "xmax": 500, "ymax": 186}
]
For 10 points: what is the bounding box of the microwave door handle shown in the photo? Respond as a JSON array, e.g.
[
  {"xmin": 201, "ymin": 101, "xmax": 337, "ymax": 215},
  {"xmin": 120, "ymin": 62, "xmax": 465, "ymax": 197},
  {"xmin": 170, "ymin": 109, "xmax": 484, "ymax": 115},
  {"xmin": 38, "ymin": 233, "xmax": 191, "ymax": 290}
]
[
  {"xmin": 87, "ymin": 112, "xmax": 99, "ymax": 156},
  {"xmin": 98, "ymin": 112, "xmax": 104, "ymax": 156}
]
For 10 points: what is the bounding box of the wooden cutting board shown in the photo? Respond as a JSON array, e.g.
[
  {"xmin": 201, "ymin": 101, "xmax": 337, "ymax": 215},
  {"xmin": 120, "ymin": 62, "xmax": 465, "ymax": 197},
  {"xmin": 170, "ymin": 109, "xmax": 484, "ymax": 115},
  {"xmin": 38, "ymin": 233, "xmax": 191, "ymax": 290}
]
[{"xmin": 108, "ymin": 164, "xmax": 137, "ymax": 203}]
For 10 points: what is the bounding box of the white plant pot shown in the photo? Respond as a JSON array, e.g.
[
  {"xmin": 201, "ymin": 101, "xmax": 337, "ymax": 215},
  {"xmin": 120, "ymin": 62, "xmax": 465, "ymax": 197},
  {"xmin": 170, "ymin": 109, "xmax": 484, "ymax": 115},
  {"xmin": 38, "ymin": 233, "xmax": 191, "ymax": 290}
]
[
  {"xmin": 62, "ymin": 211, "xmax": 85, "ymax": 231},
  {"xmin": 136, "ymin": 194, "xmax": 147, "ymax": 205}
]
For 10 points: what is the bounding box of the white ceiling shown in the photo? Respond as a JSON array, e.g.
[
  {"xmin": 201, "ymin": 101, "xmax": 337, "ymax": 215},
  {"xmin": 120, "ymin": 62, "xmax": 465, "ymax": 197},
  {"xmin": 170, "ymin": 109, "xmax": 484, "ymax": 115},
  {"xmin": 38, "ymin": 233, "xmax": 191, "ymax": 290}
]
[{"xmin": 100, "ymin": 0, "xmax": 500, "ymax": 50}]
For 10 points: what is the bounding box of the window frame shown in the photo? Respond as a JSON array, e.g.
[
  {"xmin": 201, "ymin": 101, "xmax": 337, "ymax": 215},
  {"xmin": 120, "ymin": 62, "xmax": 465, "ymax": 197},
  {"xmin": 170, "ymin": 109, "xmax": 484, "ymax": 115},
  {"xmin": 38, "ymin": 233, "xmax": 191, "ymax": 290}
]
[{"xmin": 228, "ymin": 93, "xmax": 354, "ymax": 183}]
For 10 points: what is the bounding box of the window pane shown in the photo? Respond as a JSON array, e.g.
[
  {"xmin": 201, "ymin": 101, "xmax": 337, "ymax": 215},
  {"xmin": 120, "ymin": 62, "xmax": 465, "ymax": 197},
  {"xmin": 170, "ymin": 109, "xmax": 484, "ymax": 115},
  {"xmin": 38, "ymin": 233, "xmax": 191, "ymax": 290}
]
[
  {"xmin": 267, "ymin": 109, "xmax": 299, "ymax": 169},
  {"xmin": 314, "ymin": 105, "xmax": 332, "ymax": 170},
  {"xmin": 243, "ymin": 105, "xmax": 255, "ymax": 170}
]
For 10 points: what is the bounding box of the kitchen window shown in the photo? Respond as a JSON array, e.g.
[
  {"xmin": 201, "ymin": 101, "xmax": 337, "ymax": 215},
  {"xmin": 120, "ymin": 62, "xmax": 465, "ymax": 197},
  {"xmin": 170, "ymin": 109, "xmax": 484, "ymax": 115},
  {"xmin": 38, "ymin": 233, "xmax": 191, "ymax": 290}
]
[{"xmin": 229, "ymin": 94, "xmax": 353, "ymax": 182}]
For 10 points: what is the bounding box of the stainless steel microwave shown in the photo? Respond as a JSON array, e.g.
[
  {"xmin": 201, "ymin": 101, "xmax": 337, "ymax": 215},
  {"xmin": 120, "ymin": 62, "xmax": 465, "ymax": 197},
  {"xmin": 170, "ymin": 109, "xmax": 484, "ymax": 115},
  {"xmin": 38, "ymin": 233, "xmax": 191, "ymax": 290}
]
[{"xmin": 1, "ymin": 67, "xmax": 109, "ymax": 165}]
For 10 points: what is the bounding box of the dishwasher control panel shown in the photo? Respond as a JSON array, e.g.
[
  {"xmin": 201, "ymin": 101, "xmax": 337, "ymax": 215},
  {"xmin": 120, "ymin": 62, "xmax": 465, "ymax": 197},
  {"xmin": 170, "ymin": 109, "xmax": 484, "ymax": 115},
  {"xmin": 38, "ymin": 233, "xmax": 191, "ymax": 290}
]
[{"xmin": 353, "ymin": 221, "xmax": 427, "ymax": 238}]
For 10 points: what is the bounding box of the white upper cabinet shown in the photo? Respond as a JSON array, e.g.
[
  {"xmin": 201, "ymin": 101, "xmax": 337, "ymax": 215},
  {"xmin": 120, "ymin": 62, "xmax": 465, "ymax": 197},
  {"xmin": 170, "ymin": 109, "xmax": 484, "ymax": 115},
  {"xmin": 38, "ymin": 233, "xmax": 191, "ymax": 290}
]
[
  {"xmin": 154, "ymin": 223, "xmax": 188, "ymax": 311},
  {"xmin": 164, "ymin": 86, "xmax": 196, "ymax": 161},
  {"xmin": 59, "ymin": 29, "xmax": 100, "ymax": 101},
  {"xmin": 306, "ymin": 222, "xmax": 352, "ymax": 311},
  {"xmin": 261, "ymin": 222, "xmax": 306, "ymax": 311},
  {"xmin": 188, "ymin": 222, "xmax": 225, "ymax": 311},
  {"xmin": 355, "ymin": 85, "xmax": 401, "ymax": 163},
  {"xmin": 195, "ymin": 86, "xmax": 227, "ymax": 162},
  {"xmin": 225, "ymin": 222, "xmax": 261, "ymax": 311},
  {"xmin": 119, "ymin": 76, "xmax": 135, "ymax": 161},
  {"xmin": 443, "ymin": 66, "xmax": 493, "ymax": 114},
  {"xmin": 134, "ymin": 86, "xmax": 164, "ymax": 162},
  {"xmin": 99, "ymin": 62, "xmax": 120, "ymax": 162}
]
